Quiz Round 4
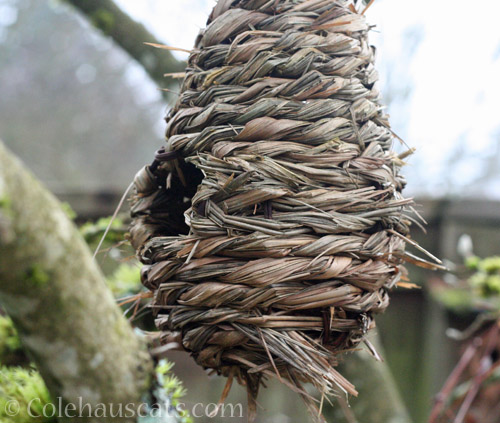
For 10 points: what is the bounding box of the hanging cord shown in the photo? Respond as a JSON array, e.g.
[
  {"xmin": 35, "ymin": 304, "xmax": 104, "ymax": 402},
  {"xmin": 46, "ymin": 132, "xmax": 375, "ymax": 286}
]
[
  {"xmin": 93, "ymin": 181, "xmax": 134, "ymax": 260},
  {"xmin": 93, "ymin": 146, "xmax": 177, "ymax": 259}
]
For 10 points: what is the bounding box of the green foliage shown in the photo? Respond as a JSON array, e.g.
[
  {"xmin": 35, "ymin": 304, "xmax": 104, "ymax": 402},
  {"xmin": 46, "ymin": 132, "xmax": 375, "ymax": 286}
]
[
  {"xmin": 0, "ymin": 366, "xmax": 54, "ymax": 423},
  {"xmin": 80, "ymin": 215, "xmax": 143, "ymax": 297},
  {"xmin": 106, "ymin": 263, "xmax": 142, "ymax": 297},
  {"xmin": 469, "ymin": 256, "xmax": 500, "ymax": 297},
  {"xmin": 432, "ymin": 254, "xmax": 500, "ymax": 313},
  {"xmin": 156, "ymin": 360, "xmax": 192, "ymax": 423},
  {"xmin": 464, "ymin": 255, "xmax": 480, "ymax": 270},
  {"xmin": 79, "ymin": 216, "xmax": 125, "ymax": 244},
  {"xmin": 478, "ymin": 256, "xmax": 500, "ymax": 273},
  {"xmin": 0, "ymin": 317, "xmax": 23, "ymax": 365},
  {"xmin": 156, "ymin": 361, "xmax": 187, "ymax": 406},
  {"xmin": 432, "ymin": 288, "xmax": 474, "ymax": 313}
]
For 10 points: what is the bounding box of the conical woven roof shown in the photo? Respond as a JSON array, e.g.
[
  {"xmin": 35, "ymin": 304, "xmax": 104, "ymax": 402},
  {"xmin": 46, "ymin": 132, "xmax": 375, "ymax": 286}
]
[{"xmin": 130, "ymin": 1, "xmax": 440, "ymax": 420}]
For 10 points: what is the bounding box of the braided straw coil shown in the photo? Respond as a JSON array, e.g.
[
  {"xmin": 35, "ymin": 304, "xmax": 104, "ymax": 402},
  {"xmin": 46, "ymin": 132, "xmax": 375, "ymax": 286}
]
[{"xmin": 130, "ymin": 0, "xmax": 439, "ymax": 420}]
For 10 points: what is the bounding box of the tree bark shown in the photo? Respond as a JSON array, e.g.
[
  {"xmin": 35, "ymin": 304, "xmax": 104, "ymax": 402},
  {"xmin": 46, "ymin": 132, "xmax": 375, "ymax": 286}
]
[
  {"xmin": 0, "ymin": 140, "xmax": 153, "ymax": 422},
  {"xmin": 65, "ymin": 0, "xmax": 185, "ymax": 98}
]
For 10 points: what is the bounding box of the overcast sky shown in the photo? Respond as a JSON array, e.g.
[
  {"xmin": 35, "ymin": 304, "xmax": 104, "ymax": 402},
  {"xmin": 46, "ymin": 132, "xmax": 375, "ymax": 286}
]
[{"xmin": 115, "ymin": 0, "xmax": 500, "ymax": 199}]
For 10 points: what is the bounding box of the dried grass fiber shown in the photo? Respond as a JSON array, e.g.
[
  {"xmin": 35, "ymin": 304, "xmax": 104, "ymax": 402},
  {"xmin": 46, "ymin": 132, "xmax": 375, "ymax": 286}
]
[{"xmin": 130, "ymin": 0, "xmax": 440, "ymax": 420}]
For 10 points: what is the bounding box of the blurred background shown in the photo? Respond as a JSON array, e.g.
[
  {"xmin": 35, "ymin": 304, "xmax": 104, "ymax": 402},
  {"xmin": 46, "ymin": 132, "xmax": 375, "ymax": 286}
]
[{"xmin": 1, "ymin": 0, "xmax": 500, "ymax": 422}]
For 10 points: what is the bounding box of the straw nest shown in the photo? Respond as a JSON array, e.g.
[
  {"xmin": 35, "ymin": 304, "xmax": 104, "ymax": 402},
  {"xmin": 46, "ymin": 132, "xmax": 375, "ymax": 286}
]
[{"xmin": 130, "ymin": 0, "xmax": 440, "ymax": 419}]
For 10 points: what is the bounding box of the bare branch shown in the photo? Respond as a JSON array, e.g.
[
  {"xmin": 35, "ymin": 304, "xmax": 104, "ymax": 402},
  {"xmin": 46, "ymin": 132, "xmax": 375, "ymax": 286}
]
[{"xmin": 65, "ymin": 0, "xmax": 186, "ymax": 97}]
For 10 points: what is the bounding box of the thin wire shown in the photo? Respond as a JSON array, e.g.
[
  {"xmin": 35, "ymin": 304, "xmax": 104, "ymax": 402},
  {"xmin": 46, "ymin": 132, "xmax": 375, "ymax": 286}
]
[{"xmin": 93, "ymin": 181, "xmax": 134, "ymax": 260}]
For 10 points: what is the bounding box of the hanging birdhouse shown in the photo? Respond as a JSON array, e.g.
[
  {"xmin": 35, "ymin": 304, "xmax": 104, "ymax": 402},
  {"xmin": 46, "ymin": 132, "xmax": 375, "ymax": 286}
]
[{"xmin": 130, "ymin": 0, "xmax": 440, "ymax": 420}]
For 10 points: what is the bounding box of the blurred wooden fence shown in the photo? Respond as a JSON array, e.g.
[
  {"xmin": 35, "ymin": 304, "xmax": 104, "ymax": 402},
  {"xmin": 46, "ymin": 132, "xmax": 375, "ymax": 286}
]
[{"xmin": 377, "ymin": 198, "xmax": 500, "ymax": 423}]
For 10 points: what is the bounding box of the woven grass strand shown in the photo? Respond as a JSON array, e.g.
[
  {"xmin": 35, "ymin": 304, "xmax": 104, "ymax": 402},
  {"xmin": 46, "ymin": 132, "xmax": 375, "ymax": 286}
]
[{"xmin": 130, "ymin": 1, "xmax": 438, "ymax": 421}]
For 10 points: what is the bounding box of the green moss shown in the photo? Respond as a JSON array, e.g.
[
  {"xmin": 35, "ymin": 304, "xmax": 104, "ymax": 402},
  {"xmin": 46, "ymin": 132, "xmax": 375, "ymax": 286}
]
[
  {"xmin": 106, "ymin": 263, "xmax": 142, "ymax": 297},
  {"xmin": 0, "ymin": 366, "xmax": 54, "ymax": 422},
  {"xmin": 23, "ymin": 265, "xmax": 50, "ymax": 287},
  {"xmin": 113, "ymin": 318, "xmax": 129, "ymax": 339},
  {"xmin": 0, "ymin": 316, "xmax": 24, "ymax": 366},
  {"xmin": 60, "ymin": 202, "xmax": 76, "ymax": 221},
  {"xmin": 0, "ymin": 195, "xmax": 13, "ymax": 222},
  {"xmin": 91, "ymin": 9, "xmax": 115, "ymax": 35},
  {"xmin": 0, "ymin": 195, "xmax": 11, "ymax": 210}
]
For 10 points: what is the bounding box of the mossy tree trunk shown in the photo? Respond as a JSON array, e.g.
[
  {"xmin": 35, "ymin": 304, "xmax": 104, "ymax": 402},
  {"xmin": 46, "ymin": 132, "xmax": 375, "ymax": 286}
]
[{"xmin": 0, "ymin": 140, "xmax": 153, "ymax": 423}]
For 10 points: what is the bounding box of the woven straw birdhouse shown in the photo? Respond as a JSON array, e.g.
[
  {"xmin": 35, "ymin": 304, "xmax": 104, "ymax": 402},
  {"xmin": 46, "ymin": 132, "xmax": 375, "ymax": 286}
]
[{"xmin": 130, "ymin": 0, "xmax": 439, "ymax": 420}]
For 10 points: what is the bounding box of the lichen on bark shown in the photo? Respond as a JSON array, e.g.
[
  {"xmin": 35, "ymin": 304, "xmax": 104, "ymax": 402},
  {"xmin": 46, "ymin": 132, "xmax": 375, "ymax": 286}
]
[{"xmin": 0, "ymin": 140, "xmax": 153, "ymax": 423}]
